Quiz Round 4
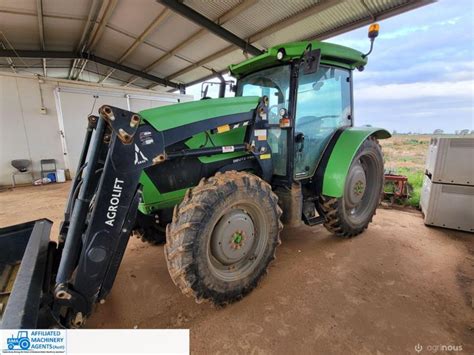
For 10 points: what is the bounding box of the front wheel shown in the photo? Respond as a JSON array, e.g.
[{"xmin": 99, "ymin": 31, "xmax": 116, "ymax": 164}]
[
  {"xmin": 165, "ymin": 171, "xmax": 282, "ymax": 305},
  {"xmin": 321, "ymin": 136, "xmax": 384, "ymax": 238}
]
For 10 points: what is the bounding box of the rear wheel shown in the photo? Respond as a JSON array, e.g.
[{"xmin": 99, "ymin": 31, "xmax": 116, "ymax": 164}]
[
  {"xmin": 165, "ymin": 171, "xmax": 282, "ymax": 305},
  {"xmin": 321, "ymin": 136, "xmax": 384, "ymax": 238}
]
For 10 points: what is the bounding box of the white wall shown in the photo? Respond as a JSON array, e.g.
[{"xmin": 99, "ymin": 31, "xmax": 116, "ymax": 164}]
[{"xmin": 0, "ymin": 73, "xmax": 192, "ymax": 186}]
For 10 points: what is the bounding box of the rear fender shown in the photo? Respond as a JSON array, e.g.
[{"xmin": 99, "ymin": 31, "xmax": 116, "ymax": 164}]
[{"xmin": 322, "ymin": 127, "xmax": 391, "ymax": 198}]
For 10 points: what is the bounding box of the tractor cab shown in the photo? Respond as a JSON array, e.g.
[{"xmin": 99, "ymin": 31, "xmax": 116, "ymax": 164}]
[{"xmin": 231, "ymin": 41, "xmax": 366, "ymax": 183}]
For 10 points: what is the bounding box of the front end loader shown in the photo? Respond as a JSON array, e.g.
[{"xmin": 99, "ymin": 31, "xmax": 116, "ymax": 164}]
[{"xmin": 0, "ymin": 28, "xmax": 390, "ymax": 328}]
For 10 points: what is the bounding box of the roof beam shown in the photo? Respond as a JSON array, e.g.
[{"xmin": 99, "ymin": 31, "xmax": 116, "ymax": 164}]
[
  {"xmin": 170, "ymin": 0, "xmax": 433, "ymax": 86},
  {"xmin": 0, "ymin": 49, "xmax": 182, "ymax": 89},
  {"xmin": 73, "ymin": 0, "xmax": 117, "ymax": 81},
  {"xmin": 309, "ymin": 0, "xmax": 436, "ymax": 40},
  {"xmin": 100, "ymin": 7, "xmax": 171, "ymax": 83},
  {"xmin": 36, "ymin": 0, "xmax": 45, "ymax": 51},
  {"xmin": 157, "ymin": 0, "xmax": 262, "ymax": 56},
  {"xmin": 162, "ymin": 0, "xmax": 341, "ymax": 83},
  {"xmin": 0, "ymin": 41, "xmax": 16, "ymax": 73},
  {"xmin": 76, "ymin": 0, "xmax": 103, "ymax": 52},
  {"xmin": 36, "ymin": 0, "xmax": 47, "ymax": 77},
  {"xmin": 247, "ymin": 0, "xmax": 343, "ymax": 43},
  {"xmin": 88, "ymin": 0, "xmax": 118, "ymax": 51},
  {"xmin": 148, "ymin": 45, "xmax": 235, "ymax": 89},
  {"xmin": 69, "ymin": 0, "xmax": 103, "ymax": 80},
  {"xmin": 124, "ymin": 0, "xmax": 258, "ymax": 87}
]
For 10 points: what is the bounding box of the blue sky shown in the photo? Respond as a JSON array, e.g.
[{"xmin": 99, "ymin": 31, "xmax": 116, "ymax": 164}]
[
  {"xmin": 186, "ymin": 0, "xmax": 473, "ymax": 133},
  {"xmin": 332, "ymin": 0, "xmax": 474, "ymax": 133}
]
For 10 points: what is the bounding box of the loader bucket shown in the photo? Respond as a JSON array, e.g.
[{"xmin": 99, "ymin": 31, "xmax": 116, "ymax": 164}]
[{"xmin": 0, "ymin": 219, "xmax": 53, "ymax": 329}]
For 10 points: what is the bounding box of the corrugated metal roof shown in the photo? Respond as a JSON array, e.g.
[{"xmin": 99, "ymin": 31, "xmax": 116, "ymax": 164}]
[{"xmin": 0, "ymin": 0, "xmax": 434, "ymax": 91}]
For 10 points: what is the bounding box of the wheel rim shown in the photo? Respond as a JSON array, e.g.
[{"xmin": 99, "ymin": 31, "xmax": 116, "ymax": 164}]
[
  {"xmin": 207, "ymin": 202, "xmax": 268, "ymax": 282},
  {"xmin": 344, "ymin": 152, "xmax": 380, "ymax": 225},
  {"xmin": 345, "ymin": 162, "xmax": 366, "ymax": 208}
]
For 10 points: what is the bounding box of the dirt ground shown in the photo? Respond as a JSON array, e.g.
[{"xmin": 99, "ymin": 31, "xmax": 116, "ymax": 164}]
[{"xmin": 0, "ymin": 182, "xmax": 473, "ymax": 354}]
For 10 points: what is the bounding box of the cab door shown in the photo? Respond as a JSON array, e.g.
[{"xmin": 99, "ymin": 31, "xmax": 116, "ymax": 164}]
[
  {"xmin": 237, "ymin": 65, "xmax": 291, "ymax": 177},
  {"xmin": 294, "ymin": 66, "xmax": 352, "ymax": 179}
]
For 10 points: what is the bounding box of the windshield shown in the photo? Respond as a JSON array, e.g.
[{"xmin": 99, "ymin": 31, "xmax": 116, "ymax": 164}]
[{"xmin": 236, "ymin": 65, "xmax": 291, "ymax": 124}]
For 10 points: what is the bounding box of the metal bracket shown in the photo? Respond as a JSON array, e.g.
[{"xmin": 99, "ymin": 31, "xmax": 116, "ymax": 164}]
[
  {"xmin": 302, "ymin": 47, "xmax": 321, "ymax": 75},
  {"xmin": 99, "ymin": 105, "xmax": 141, "ymax": 144},
  {"xmin": 246, "ymin": 96, "xmax": 273, "ymax": 181}
]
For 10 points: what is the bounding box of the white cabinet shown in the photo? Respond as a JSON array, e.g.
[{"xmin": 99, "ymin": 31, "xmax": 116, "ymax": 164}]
[
  {"xmin": 420, "ymin": 176, "xmax": 474, "ymax": 232},
  {"xmin": 425, "ymin": 137, "xmax": 474, "ymax": 185},
  {"xmin": 421, "ymin": 137, "xmax": 474, "ymax": 232}
]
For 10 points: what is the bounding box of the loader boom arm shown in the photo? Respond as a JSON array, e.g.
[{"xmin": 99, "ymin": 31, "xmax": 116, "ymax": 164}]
[{"xmin": 51, "ymin": 98, "xmax": 271, "ymax": 327}]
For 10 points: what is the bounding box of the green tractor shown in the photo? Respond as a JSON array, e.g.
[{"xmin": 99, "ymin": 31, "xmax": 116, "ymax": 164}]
[
  {"xmin": 133, "ymin": 39, "xmax": 389, "ymax": 303},
  {"xmin": 0, "ymin": 25, "xmax": 389, "ymax": 328}
]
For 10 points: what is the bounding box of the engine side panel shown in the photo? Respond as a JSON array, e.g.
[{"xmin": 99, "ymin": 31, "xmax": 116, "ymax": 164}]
[{"xmin": 138, "ymin": 126, "xmax": 255, "ymax": 213}]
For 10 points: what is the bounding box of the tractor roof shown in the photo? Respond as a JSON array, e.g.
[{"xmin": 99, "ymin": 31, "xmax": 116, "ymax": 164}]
[{"xmin": 229, "ymin": 40, "xmax": 367, "ymax": 78}]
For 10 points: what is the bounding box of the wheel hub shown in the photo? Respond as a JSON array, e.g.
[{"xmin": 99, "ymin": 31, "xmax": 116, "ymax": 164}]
[
  {"xmin": 346, "ymin": 163, "xmax": 367, "ymax": 207},
  {"xmin": 211, "ymin": 209, "xmax": 255, "ymax": 265}
]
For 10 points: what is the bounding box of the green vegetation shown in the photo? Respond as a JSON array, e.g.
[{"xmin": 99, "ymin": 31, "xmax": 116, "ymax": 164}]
[
  {"xmin": 405, "ymin": 138, "xmax": 425, "ymax": 145},
  {"xmin": 380, "ymin": 135, "xmax": 430, "ymax": 208},
  {"xmin": 397, "ymin": 167, "xmax": 424, "ymax": 207}
]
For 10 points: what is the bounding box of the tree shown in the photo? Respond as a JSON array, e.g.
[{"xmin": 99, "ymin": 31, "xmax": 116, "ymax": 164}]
[{"xmin": 433, "ymin": 129, "xmax": 444, "ymax": 135}]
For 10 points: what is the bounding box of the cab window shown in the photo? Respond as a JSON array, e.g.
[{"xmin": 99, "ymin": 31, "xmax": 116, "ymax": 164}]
[{"xmin": 294, "ymin": 66, "xmax": 352, "ymax": 178}]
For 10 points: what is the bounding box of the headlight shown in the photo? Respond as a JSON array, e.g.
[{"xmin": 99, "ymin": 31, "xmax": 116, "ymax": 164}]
[{"xmin": 276, "ymin": 48, "xmax": 286, "ymax": 61}]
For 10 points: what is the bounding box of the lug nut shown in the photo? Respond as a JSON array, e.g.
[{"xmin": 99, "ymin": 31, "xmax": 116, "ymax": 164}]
[{"xmin": 130, "ymin": 115, "xmax": 140, "ymax": 128}]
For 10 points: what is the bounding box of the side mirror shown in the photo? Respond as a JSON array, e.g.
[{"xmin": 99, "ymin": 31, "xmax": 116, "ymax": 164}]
[
  {"xmin": 295, "ymin": 132, "xmax": 305, "ymax": 152},
  {"xmin": 201, "ymin": 84, "xmax": 209, "ymax": 99},
  {"xmin": 295, "ymin": 132, "xmax": 305, "ymax": 143}
]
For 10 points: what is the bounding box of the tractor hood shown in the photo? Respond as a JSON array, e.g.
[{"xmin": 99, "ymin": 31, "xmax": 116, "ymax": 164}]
[{"xmin": 139, "ymin": 96, "xmax": 260, "ymax": 132}]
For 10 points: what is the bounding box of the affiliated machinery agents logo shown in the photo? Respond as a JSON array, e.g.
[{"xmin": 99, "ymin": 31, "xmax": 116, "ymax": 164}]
[{"xmin": 1, "ymin": 330, "xmax": 66, "ymax": 354}]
